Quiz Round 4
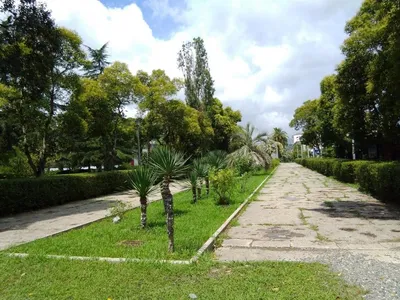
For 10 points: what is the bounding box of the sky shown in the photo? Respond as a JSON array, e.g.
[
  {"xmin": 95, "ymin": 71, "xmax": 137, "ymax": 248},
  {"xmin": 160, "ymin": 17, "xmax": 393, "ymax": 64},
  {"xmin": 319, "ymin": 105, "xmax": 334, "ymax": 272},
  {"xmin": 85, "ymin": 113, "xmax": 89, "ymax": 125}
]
[{"xmin": 41, "ymin": 0, "xmax": 363, "ymax": 140}]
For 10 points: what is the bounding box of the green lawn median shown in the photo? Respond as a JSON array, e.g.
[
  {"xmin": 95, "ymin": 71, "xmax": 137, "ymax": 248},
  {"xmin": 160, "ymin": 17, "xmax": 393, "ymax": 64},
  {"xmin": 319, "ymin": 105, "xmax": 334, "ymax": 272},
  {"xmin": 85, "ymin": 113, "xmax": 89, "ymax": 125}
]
[{"xmin": 7, "ymin": 172, "xmax": 270, "ymax": 260}]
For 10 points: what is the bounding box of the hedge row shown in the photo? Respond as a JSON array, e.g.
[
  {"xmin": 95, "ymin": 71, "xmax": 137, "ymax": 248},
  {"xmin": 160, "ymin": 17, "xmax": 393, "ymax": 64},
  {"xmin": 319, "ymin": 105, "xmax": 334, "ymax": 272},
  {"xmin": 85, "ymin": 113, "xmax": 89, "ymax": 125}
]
[
  {"xmin": 0, "ymin": 171, "xmax": 130, "ymax": 217},
  {"xmin": 295, "ymin": 158, "xmax": 400, "ymax": 203}
]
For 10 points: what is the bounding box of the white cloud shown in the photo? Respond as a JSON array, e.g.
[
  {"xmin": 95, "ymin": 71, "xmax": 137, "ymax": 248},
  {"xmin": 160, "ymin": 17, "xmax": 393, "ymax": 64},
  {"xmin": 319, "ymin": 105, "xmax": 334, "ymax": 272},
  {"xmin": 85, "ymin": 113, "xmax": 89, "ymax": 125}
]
[{"xmin": 41, "ymin": 0, "xmax": 363, "ymax": 136}]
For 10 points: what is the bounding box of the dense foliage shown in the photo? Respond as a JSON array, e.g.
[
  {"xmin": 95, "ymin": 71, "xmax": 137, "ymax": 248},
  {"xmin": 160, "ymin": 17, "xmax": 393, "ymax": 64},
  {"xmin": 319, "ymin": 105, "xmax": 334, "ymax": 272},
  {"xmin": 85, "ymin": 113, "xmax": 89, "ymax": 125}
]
[
  {"xmin": 0, "ymin": 171, "xmax": 130, "ymax": 216},
  {"xmin": 290, "ymin": 0, "xmax": 400, "ymax": 160},
  {"xmin": 0, "ymin": 0, "xmax": 243, "ymax": 178}
]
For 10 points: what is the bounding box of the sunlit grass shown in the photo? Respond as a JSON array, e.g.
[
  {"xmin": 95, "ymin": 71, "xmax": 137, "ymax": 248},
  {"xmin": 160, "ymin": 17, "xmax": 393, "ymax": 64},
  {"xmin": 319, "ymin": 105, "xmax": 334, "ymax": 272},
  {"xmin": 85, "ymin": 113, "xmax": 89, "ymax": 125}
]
[
  {"xmin": 8, "ymin": 172, "xmax": 270, "ymax": 260},
  {"xmin": 0, "ymin": 254, "xmax": 364, "ymax": 300}
]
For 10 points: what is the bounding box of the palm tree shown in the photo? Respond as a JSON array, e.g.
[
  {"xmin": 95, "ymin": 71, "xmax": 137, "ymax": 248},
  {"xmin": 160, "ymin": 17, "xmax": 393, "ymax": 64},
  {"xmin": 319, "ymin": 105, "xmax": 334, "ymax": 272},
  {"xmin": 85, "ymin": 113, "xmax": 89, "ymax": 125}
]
[
  {"xmin": 203, "ymin": 151, "xmax": 227, "ymax": 195},
  {"xmin": 272, "ymin": 128, "xmax": 288, "ymax": 157},
  {"xmin": 188, "ymin": 170, "xmax": 198, "ymax": 203},
  {"xmin": 228, "ymin": 123, "xmax": 274, "ymax": 169},
  {"xmin": 149, "ymin": 146, "xmax": 189, "ymax": 252},
  {"xmin": 127, "ymin": 167, "xmax": 158, "ymax": 228},
  {"xmin": 84, "ymin": 42, "xmax": 110, "ymax": 78}
]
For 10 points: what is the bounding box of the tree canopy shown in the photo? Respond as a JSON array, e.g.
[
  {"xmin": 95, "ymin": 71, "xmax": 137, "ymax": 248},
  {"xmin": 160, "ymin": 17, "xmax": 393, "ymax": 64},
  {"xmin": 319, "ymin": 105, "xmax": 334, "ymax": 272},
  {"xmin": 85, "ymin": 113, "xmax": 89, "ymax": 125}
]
[
  {"xmin": 0, "ymin": 1, "xmax": 244, "ymax": 177},
  {"xmin": 290, "ymin": 0, "xmax": 400, "ymax": 160}
]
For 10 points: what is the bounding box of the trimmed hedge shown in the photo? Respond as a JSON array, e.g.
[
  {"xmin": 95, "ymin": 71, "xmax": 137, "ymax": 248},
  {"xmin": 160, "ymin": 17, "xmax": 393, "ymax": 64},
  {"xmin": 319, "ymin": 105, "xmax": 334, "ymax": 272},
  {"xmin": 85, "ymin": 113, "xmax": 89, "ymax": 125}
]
[
  {"xmin": 356, "ymin": 162, "xmax": 400, "ymax": 203},
  {"xmin": 0, "ymin": 171, "xmax": 130, "ymax": 217},
  {"xmin": 295, "ymin": 158, "xmax": 400, "ymax": 203}
]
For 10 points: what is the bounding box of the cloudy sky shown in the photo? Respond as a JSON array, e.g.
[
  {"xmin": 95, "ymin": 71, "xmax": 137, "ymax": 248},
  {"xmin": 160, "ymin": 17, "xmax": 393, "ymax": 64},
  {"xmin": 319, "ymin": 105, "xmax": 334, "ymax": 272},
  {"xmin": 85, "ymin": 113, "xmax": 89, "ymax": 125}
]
[{"xmin": 42, "ymin": 0, "xmax": 363, "ymax": 139}]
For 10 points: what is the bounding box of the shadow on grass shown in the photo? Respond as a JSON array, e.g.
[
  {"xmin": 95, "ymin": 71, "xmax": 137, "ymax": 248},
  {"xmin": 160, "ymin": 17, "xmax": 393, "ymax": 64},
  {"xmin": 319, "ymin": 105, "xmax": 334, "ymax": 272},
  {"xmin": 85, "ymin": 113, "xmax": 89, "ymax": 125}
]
[{"xmin": 157, "ymin": 209, "xmax": 190, "ymax": 218}]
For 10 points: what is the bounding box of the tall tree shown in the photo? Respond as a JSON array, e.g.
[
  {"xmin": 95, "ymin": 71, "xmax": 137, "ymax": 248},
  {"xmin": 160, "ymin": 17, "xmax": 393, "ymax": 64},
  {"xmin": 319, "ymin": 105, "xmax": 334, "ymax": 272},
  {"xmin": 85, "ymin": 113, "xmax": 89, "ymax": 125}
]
[
  {"xmin": 177, "ymin": 37, "xmax": 215, "ymax": 111},
  {"xmin": 0, "ymin": 0, "xmax": 86, "ymax": 176},
  {"xmin": 290, "ymin": 99, "xmax": 322, "ymax": 150},
  {"xmin": 84, "ymin": 43, "xmax": 110, "ymax": 78},
  {"xmin": 335, "ymin": 0, "xmax": 400, "ymax": 159},
  {"xmin": 79, "ymin": 62, "xmax": 137, "ymax": 170},
  {"xmin": 272, "ymin": 128, "xmax": 288, "ymax": 148},
  {"xmin": 208, "ymin": 98, "xmax": 242, "ymax": 151}
]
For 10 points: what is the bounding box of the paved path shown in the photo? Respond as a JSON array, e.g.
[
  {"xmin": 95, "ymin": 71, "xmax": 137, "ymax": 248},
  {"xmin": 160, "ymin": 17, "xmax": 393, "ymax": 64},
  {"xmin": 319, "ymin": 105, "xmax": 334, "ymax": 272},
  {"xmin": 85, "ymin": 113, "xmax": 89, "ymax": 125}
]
[
  {"xmin": 0, "ymin": 181, "xmax": 188, "ymax": 250},
  {"xmin": 217, "ymin": 163, "xmax": 400, "ymax": 261},
  {"xmin": 217, "ymin": 163, "xmax": 400, "ymax": 299}
]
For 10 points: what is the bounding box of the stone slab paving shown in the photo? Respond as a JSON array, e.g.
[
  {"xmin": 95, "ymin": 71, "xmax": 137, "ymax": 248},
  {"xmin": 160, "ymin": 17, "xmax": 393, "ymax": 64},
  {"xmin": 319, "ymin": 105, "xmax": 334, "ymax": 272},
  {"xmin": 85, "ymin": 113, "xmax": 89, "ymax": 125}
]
[
  {"xmin": 0, "ymin": 181, "xmax": 188, "ymax": 250},
  {"xmin": 216, "ymin": 163, "xmax": 400, "ymax": 299}
]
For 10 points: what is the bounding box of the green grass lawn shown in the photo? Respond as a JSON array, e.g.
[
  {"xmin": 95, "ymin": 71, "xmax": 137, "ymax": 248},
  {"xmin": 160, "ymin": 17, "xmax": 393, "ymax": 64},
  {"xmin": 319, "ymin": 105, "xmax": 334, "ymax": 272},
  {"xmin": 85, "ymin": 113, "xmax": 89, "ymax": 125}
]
[
  {"xmin": 0, "ymin": 254, "xmax": 363, "ymax": 300},
  {"xmin": 7, "ymin": 172, "xmax": 270, "ymax": 260}
]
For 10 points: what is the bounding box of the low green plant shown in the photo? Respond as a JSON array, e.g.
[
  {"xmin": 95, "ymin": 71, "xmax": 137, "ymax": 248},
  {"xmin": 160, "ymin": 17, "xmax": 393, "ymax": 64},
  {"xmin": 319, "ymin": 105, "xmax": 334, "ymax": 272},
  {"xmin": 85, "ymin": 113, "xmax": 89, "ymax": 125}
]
[
  {"xmin": 187, "ymin": 170, "xmax": 199, "ymax": 203},
  {"xmin": 210, "ymin": 168, "xmax": 236, "ymax": 205},
  {"xmin": 271, "ymin": 158, "xmax": 280, "ymax": 169},
  {"xmin": 240, "ymin": 172, "xmax": 251, "ymax": 192},
  {"xmin": 109, "ymin": 201, "xmax": 130, "ymax": 219},
  {"xmin": 193, "ymin": 158, "xmax": 208, "ymax": 199},
  {"xmin": 233, "ymin": 156, "xmax": 255, "ymax": 175},
  {"xmin": 127, "ymin": 166, "xmax": 158, "ymax": 228},
  {"xmin": 8, "ymin": 147, "xmax": 33, "ymax": 177}
]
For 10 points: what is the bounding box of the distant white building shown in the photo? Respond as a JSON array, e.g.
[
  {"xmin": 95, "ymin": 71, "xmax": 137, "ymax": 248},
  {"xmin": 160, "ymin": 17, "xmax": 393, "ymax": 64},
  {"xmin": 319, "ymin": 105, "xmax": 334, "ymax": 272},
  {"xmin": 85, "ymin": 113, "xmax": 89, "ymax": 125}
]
[{"xmin": 293, "ymin": 134, "xmax": 302, "ymax": 144}]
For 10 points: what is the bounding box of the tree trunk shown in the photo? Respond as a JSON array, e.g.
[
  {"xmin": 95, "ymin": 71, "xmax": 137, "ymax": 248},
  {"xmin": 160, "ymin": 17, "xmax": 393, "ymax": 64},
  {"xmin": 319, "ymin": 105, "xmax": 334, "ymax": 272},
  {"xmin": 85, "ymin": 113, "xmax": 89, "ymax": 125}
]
[
  {"xmin": 205, "ymin": 177, "xmax": 210, "ymax": 195},
  {"xmin": 191, "ymin": 186, "xmax": 197, "ymax": 203},
  {"xmin": 197, "ymin": 185, "xmax": 202, "ymax": 199},
  {"xmin": 140, "ymin": 196, "xmax": 147, "ymax": 229},
  {"xmin": 161, "ymin": 177, "xmax": 174, "ymax": 252}
]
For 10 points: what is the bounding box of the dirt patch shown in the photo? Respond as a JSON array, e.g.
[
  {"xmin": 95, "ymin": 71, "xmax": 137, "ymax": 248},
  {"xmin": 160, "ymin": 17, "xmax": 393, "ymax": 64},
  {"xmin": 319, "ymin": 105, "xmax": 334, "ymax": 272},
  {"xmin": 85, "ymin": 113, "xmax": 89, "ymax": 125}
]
[
  {"xmin": 118, "ymin": 240, "xmax": 143, "ymax": 247},
  {"xmin": 391, "ymin": 229, "xmax": 400, "ymax": 233}
]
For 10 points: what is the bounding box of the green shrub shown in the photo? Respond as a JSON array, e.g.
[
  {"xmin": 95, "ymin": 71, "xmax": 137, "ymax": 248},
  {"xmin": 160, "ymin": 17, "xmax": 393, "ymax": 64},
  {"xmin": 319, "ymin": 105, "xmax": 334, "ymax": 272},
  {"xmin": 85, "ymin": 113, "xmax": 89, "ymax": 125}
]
[
  {"xmin": 239, "ymin": 172, "xmax": 251, "ymax": 192},
  {"xmin": 0, "ymin": 171, "xmax": 130, "ymax": 217},
  {"xmin": 233, "ymin": 156, "xmax": 255, "ymax": 176},
  {"xmin": 8, "ymin": 147, "xmax": 33, "ymax": 177},
  {"xmin": 356, "ymin": 162, "xmax": 400, "ymax": 203},
  {"xmin": 210, "ymin": 168, "xmax": 236, "ymax": 205},
  {"xmin": 335, "ymin": 161, "xmax": 371, "ymax": 183},
  {"xmin": 271, "ymin": 158, "xmax": 280, "ymax": 169}
]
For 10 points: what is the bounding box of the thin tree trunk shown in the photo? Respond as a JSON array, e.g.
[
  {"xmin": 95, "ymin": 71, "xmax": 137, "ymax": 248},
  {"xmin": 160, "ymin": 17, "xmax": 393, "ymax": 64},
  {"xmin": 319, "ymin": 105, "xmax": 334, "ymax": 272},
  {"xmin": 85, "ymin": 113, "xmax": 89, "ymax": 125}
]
[
  {"xmin": 197, "ymin": 185, "xmax": 202, "ymax": 199},
  {"xmin": 161, "ymin": 181, "xmax": 168, "ymax": 213},
  {"xmin": 205, "ymin": 177, "xmax": 210, "ymax": 195},
  {"xmin": 192, "ymin": 186, "xmax": 197, "ymax": 203},
  {"xmin": 161, "ymin": 177, "xmax": 174, "ymax": 252},
  {"xmin": 140, "ymin": 196, "xmax": 147, "ymax": 229}
]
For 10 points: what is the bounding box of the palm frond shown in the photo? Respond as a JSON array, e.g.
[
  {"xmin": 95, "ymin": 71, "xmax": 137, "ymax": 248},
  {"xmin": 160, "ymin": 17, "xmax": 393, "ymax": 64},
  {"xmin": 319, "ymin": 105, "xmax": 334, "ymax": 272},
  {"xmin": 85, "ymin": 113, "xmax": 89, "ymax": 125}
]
[
  {"xmin": 128, "ymin": 166, "xmax": 158, "ymax": 198},
  {"xmin": 204, "ymin": 150, "xmax": 227, "ymax": 171},
  {"xmin": 149, "ymin": 146, "xmax": 189, "ymax": 179},
  {"xmin": 193, "ymin": 158, "xmax": 208, "ymax": 178}
]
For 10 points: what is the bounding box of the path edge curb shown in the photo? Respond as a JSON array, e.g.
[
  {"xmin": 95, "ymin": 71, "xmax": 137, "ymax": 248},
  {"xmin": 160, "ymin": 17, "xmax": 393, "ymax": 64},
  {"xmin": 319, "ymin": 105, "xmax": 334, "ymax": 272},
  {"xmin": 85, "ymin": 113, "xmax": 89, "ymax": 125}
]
[{"xmin": 190, "ymin": 166, "xmax": 279, "ymax": 263}]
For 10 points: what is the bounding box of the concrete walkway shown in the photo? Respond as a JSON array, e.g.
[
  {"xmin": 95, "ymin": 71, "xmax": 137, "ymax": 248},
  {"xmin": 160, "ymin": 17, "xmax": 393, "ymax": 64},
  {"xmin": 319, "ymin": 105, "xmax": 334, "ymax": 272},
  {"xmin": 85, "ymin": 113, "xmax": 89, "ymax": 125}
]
[
  {"xmin": 0, "ymin": 181, "xmax": 188, "ymax": 250},
  {"xmin": 217, "ymin": 163, "xmax": 400, "ymax": 263}
]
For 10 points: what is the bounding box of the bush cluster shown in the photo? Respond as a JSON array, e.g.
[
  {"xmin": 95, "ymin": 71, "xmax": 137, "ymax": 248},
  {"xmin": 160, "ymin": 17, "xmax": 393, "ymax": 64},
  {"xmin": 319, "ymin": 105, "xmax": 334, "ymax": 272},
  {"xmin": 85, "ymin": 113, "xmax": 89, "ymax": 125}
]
[
  {"xmin": 0, "ymin": 171, "xmax": 130, "ymax": 217},
  {"xmin": 295, "ymin": 158, "xmax": 400, "ymax": 203}
]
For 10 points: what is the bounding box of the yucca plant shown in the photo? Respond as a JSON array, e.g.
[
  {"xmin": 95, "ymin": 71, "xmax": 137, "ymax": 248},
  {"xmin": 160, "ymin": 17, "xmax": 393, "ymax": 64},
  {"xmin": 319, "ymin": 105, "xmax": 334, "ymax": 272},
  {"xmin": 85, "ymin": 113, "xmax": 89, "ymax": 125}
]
[
  {"xmin": 193, "ymin": 158, "xmax": 208, "ymax": 199},
  {"xmin": 188, "ymin": 170, "xmax": 198, "ymax": 203},
  {"xmin": 149, "ymin": 146, "xmax": 189, "ymax": 252},
  {"xmin": 203, "ymin": 151, "xmax": 227, "ymax": 195},
  {"xmin": 128, "ymin": 167, "xmax": 158, "ymax": 228}
]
